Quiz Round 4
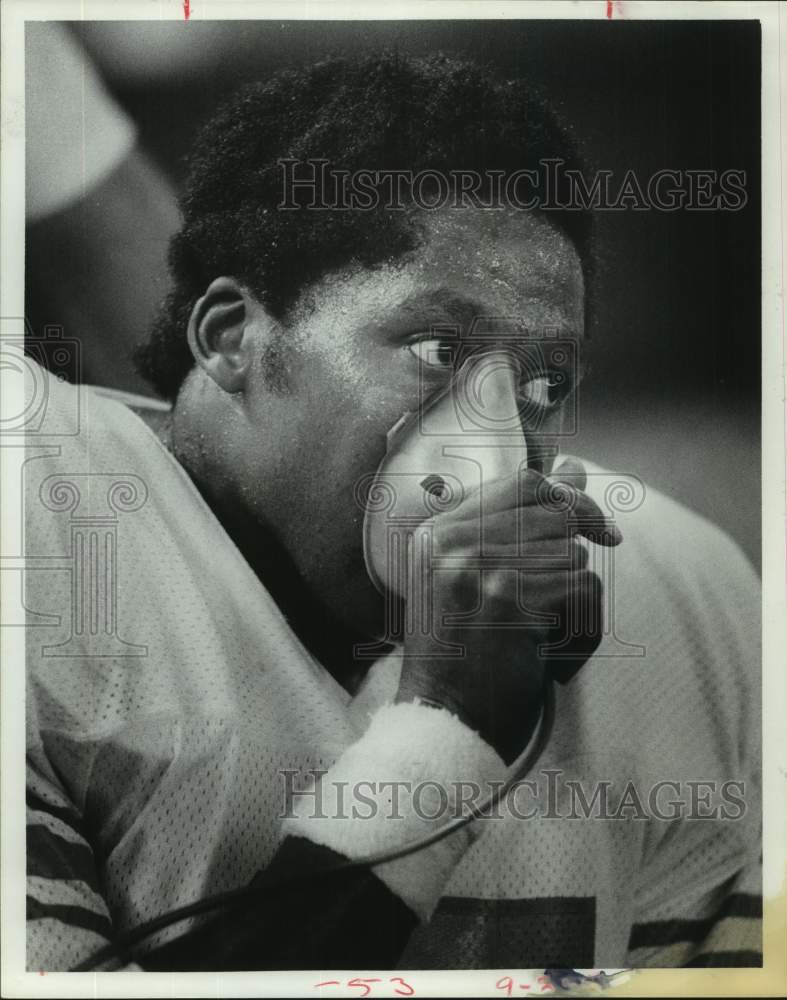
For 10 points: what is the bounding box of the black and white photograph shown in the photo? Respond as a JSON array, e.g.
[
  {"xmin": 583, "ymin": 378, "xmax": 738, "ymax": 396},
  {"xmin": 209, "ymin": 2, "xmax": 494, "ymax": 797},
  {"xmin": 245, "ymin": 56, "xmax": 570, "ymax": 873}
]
[{"xmin": 1, "ymin": 2, "xmax": 784, "ymax": 996}]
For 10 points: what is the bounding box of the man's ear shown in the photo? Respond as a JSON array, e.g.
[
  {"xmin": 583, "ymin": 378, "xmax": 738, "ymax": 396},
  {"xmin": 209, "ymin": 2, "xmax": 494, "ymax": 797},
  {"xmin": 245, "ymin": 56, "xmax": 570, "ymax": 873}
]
[{"xmin": 187, "ymin": 276, "xmax": 262, "ymax": 393}]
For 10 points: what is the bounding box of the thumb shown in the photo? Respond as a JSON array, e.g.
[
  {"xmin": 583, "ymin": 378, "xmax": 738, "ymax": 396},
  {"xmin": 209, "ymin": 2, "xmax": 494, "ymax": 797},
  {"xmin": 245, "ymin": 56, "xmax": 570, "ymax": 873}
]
[
  {"xmin": 549, "ymin": 456, "xmax": 587, "ymax": 494},
  {"xmin": 547, "ymin": 458, "xmax": 623, "ymax": 546}
]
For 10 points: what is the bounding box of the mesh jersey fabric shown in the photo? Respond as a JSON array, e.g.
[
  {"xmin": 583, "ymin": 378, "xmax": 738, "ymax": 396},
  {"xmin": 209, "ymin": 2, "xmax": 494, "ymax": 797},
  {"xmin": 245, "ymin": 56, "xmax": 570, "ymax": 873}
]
[{"xmin": 24, "ymin": 362, "xmax": 762, "ymax": 970}]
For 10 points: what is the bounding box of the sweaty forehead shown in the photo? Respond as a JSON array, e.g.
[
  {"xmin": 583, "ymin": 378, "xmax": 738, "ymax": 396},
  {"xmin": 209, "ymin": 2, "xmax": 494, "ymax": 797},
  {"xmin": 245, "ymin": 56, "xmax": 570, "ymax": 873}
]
[
  {"xmin": 413, "ymin": 208, "xmax": 584, "ymax": 327},
  {"xmin": 289, "ymin": 206, "xmax": 585, "ymax": 338}
]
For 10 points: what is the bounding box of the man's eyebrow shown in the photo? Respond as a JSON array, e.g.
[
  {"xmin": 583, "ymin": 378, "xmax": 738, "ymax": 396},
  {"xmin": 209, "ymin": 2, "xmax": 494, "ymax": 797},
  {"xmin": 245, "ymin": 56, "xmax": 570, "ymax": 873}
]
[
  {"xmin": 395, "ymin": 289, "xmax": 488, "ymax": 329},
  {"xmin": 391, "ymin": 288, "xmax": 586, "ymax": 353}
]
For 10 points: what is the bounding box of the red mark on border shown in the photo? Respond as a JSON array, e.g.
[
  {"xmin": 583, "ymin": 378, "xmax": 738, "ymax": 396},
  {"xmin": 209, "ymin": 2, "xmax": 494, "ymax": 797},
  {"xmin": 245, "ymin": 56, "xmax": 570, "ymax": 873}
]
[
  {"xmin": 496, "ymin": 978, "xmax": 535, "ymax": 995},
  {"xmin": 391, "ymin": 978, "xmax": 415, "ymax": 997},
  {"xmin": 348, "ymin": 979, "xmax": 383, "ymax": 998},
  {"xmin": 606, "ymin": 0, "xmax": 613, "ymax": 16},
  {"xmin": 183, "ymin": 0, "xmax": 190, "ymax": 18},
  {"xmin": 313, "ymin": 979, "xmax": 415, "ymax": 997}
]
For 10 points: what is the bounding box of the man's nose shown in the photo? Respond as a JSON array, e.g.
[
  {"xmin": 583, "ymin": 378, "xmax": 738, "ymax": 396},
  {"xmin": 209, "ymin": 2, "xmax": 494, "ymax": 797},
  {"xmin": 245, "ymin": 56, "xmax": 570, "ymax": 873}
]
[
  {"xmin": 450, "ymin": 348, "xmax": 523, "ymax": 433},
  {"xmin": 450, "ymin": 349, "xmax": 557, "ymax": 475}
]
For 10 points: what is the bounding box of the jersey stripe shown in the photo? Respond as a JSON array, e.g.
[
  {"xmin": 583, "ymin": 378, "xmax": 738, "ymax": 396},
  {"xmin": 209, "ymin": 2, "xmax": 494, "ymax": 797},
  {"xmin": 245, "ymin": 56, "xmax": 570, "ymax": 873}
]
[
  {"xmin": 26, "ymin": 788, "xmax": 87, "ymax": 840},
  {"xmin": 628, "ymin": 893, "xmax": 762, "ymax": 948},
  {"xmin": 27, "ymin": 876, "xmax": 110, "ymax": 919},
  {"xmin": 27, "ymin": 825, "xmax": 104, "ymax": 897},
  {"xmin": 27, "ymin": 897, "xmax": 113, "ymax": 940},
  {"xmin": 27, "ymin": 807, "xmax": 90, "ymax": 847},
  {"xmin": 626, "ymin": 940, "xmax": 697, "ymax": 967},
  {"xmin": 685, "ymin": 950, "xmax": 762, "ymax": 967}
]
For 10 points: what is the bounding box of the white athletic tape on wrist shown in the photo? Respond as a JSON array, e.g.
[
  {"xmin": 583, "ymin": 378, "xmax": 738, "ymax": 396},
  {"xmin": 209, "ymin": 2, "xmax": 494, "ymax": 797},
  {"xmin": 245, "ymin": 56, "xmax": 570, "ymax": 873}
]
[{"xmin": 282, "ymin": 700, "xmax": 508, "ymax": 921}]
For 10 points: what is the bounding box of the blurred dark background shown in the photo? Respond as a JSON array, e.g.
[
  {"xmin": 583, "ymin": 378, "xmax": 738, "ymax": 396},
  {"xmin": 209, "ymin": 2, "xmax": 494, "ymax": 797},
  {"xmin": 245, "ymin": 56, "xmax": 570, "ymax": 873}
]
[{"xmin": 25, "ymin": 19, "xmax": 761, "ymax": 570}]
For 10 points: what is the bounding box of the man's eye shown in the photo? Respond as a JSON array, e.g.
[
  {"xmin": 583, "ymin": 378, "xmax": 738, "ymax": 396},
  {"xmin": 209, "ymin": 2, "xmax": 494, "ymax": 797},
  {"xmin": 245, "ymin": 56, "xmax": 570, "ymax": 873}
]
[
  {"xmin": 520, "ymin": 371, "xmax": 571, "ymax": 409},
  {"xmin": 407, "ymin": 339, "xmax": 456, "ymax": 369}
]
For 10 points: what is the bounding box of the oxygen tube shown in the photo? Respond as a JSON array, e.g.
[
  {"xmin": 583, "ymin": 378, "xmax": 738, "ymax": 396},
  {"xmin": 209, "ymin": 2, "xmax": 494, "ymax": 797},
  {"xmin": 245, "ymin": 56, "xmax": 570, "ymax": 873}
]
[{"xmin": 74, "ymin": 351, "xmax": 561, "ymax": 971}]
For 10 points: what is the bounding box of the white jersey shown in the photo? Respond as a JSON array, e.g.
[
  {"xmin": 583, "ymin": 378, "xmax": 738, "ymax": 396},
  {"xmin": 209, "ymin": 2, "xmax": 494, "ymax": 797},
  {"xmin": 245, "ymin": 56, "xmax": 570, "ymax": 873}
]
[{"xmin": 24, "ymin": 363, "xmax": 761, "ymax": 970}]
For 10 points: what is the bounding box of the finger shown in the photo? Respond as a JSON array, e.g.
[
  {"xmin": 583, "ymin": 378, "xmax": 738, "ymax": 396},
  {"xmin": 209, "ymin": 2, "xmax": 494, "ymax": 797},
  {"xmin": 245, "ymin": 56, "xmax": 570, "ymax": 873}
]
[
  {"xmin": 569, "ymin": 492, "xmax": 623, "ymax": 546},
  {"xmin": 578, "ymin": 521, "xmax": 623, "ymax": 547},
  {"xmin": 546, "ymin": 465, "xmax": 623, "ymax": 547},
  {"xmin": 445, "ymin": 489, "xmax": 621, "ymax": 546},
  {"xmin": 449, "ymin": 467, "xmax": 622, "ymax": 545},
  {"xmin": 442, "ymin": 505, "xmax": 575, "ymax": 547},
  {"xmin": 470, "ymin": 467, "xmax": 600, "ymax": 522},
  {"xmin": 550, "ymin": 456, "xmax": 587, "ymax": 493},
  {"xmin": 457, "ymin": 467, "xmax": 548, "ymax": 515},
  {"xmin": 479, "ymin": 537, "xmax": 590, "ymax": 569},
  {"xmin": 529, "ymin": 537, "xmax": 590, "ymax": 569},
  {"xmin": 538, "ymin": 485, "xmax": 623, "ymax": 547},
  {"xmin": 529, "ymin": 480, "xmax": 608, "ymax": 529}
]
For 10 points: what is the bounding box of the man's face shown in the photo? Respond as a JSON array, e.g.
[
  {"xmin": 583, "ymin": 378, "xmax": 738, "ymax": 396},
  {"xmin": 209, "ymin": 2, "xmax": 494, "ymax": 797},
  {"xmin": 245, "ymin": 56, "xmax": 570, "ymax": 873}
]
[{"xmin": 235, "ymin": 206, "xmax": 585, "ymax": 644}]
